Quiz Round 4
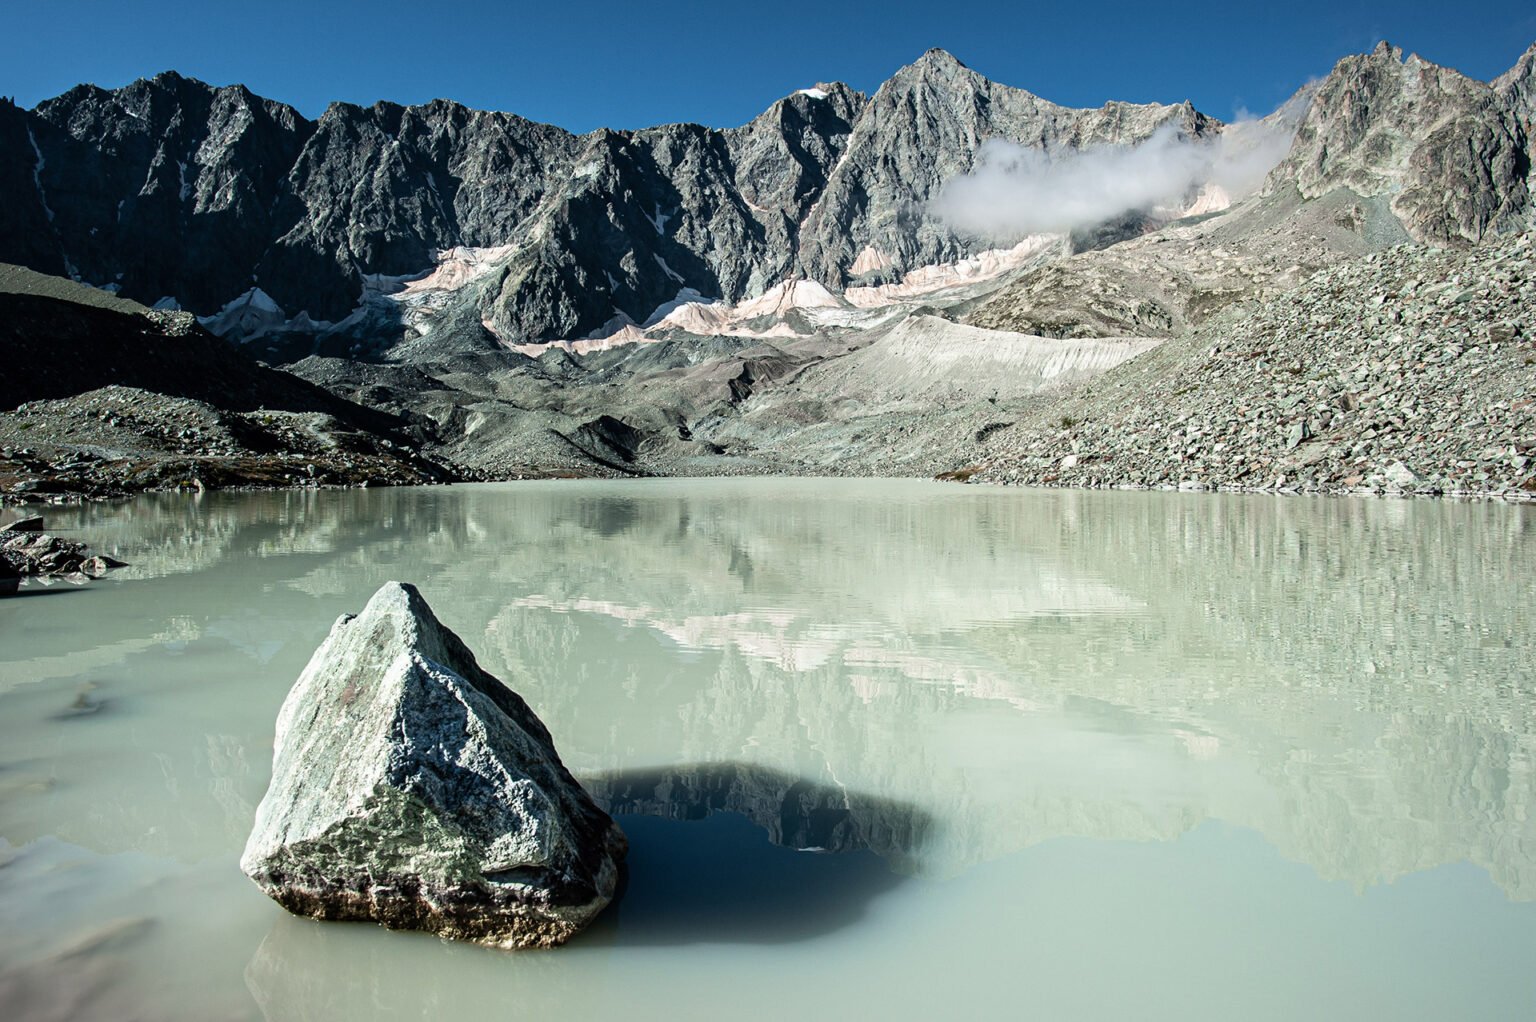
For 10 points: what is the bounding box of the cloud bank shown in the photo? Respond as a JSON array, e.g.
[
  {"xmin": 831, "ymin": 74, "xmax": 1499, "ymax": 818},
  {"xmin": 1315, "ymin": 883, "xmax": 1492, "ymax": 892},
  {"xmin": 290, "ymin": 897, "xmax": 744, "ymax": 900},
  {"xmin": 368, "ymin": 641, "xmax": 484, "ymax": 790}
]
[{"xmin": 932, "ymin": 114, "xmax": 1301, "ymax": 239}]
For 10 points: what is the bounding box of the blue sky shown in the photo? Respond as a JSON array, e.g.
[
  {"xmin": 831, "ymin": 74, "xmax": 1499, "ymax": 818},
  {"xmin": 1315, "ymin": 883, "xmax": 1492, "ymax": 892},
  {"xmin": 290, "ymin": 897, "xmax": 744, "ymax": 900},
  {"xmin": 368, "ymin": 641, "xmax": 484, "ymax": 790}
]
[{"xmin": 3, "ymin": 1, "xmax": 1534, "ymax": 130}]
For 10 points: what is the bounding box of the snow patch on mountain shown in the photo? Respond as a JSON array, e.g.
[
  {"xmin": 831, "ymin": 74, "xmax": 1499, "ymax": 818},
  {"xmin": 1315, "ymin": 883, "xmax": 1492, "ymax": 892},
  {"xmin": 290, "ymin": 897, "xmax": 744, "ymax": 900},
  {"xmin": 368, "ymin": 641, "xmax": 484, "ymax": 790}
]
[
  {"xmin": 27, "ymin": 128, "xmax": 54, "ymax": 224},
  {"xmin": 1179, "ymin": 182, "xmax": 1233, "ymax": 218},
  {"xmin": 645, "ymin": 203, "xmax": 672, "ymax": 235},
  {"xmin": 509, "ymin": 323, "xmax": 658, "ymax": 358},
  {"xmin": 646, "ymin": 279, "xmax": 847, "ymax": 337},
  {"xmin": 397, "ymin": 244, "xmax": 518, "ymax": 297},
  {"xmin": 849, "ymin": 245, "xmax": 894, "ymax": 274},
  {"xmin": 845, "ymin": 236, "xmax": 1062, "ymax": 307},
  {"xmin": 653, "ymin": 254, "xmax": 685, "ymax": 283},
  {"xmin": 333, "ymin": 244, "xmax": 524, "ymax": 342},
  {"xmin": 642, "ymin": 287, "xmax": 717, "ymax": 328},
  {"xmin": 198, "ymin": 287, "xmax": 295, "ymax": 341}
]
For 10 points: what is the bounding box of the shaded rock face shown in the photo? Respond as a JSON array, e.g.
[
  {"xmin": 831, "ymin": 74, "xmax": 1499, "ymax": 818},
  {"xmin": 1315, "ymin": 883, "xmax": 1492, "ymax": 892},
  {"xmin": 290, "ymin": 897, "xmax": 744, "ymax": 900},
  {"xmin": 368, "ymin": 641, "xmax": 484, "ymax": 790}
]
[
  {"xmin": 240, "ymin": 582, "xmax": 626, "ymax": 949},
  {"xmin": 1272, "ymin": 41, "xmax": 1534, "ymax": 244},
  {"xmin": 14, "ymin": 76, "xmax": 312, "ymax": 311}
]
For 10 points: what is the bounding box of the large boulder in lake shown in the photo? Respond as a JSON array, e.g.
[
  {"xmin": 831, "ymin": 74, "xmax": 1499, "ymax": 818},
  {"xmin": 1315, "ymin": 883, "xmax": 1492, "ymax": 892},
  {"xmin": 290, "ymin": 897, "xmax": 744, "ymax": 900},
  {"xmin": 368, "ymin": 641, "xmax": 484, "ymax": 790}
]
[{"xmin": 240, "ymin": 581, "xmax": 626, "ymax": 949}]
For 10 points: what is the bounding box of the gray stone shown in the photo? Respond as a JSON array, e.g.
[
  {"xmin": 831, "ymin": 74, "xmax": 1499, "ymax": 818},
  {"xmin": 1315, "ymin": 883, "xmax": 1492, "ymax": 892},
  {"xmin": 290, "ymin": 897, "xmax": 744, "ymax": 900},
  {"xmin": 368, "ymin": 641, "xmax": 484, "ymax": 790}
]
[
  {"xmin": 1385, "ymin": 461, "xmax": 1421, "ymax": 489},
  {"xmin": 240, "ymin": 582, "xmax": 626, "ymax": 949}
]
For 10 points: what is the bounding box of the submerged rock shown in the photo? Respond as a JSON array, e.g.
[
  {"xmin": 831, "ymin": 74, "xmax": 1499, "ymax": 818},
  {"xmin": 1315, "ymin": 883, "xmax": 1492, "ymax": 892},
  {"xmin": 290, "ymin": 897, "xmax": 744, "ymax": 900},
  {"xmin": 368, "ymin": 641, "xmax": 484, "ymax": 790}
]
[{"xmin": 240, "ymin": 582, "xmax": 626, "ymax": 949}]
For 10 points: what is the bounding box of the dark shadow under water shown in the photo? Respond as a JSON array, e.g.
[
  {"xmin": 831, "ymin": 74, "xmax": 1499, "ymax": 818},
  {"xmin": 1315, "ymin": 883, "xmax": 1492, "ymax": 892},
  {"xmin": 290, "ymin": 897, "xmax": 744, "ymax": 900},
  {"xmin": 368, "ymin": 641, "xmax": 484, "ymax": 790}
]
[
  {"xmin": 585, "ymin": 812, "xmax": 905, "ymax": 946},
  {"xmin": 578, "ymin": 761, "xmax": 931, "ymax": 946}
]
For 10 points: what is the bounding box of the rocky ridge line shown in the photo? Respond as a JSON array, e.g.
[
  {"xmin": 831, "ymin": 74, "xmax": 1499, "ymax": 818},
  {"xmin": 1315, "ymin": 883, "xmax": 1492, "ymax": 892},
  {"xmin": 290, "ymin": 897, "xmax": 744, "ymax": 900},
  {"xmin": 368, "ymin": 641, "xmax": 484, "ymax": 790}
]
[{"xmin": 1, "ymin": 51, "xmax": 1218, "ymax": 347}]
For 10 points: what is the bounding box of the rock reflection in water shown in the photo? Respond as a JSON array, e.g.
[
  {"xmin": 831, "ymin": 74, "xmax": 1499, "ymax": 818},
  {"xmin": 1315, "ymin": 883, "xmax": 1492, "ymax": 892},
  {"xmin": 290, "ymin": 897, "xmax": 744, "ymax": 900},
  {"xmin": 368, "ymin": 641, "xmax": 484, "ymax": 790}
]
[
  {"xmin": 588, "ymin": 762, "xmax": 931, "ymax": 862},
  {"xmin": 593, "ymin": 813, "xmax": 903, "ymax": 945},
  {"xmin": 9, "ymin": 480, "xmax": 1536, "ymax": 899},
  {"xmin": 585, "ymin": 763, "xmax": 928, "ymax": 944}
]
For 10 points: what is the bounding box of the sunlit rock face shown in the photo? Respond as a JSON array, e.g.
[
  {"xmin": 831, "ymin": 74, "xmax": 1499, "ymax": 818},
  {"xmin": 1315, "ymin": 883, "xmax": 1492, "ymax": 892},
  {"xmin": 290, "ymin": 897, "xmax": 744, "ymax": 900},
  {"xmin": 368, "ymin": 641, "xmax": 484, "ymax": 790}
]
[
  {"xmin": 1273, "ymin": 41, "xmax": 1534, "ymax": 244},
  {"xmin": 240, "ymin": 581, "xmax": 626, "ymax": 949}
]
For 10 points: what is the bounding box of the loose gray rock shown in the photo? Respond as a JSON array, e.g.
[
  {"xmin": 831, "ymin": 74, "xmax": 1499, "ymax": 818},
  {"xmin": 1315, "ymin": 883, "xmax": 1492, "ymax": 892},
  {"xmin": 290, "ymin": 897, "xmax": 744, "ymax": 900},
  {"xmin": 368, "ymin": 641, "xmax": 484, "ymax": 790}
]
[
  {"xmin": 1384, "ymin": 461, "xmax": 1421, "ymax": 490},
  {"xmin": 240, "ymin": 581, "xmax": 626, "ymax": 949},
  {"xmin": 966, "ymin": 232, "xmax": 1536, "ymax": 501}
]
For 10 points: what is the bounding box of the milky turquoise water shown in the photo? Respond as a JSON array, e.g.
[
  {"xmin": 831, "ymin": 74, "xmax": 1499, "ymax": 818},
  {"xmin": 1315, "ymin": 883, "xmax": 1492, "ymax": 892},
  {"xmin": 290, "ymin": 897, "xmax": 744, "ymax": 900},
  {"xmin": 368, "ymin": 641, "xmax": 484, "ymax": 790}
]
[{"xmin": 1, "ymin": 479, "xmax": 1534, "ymax": 1020}]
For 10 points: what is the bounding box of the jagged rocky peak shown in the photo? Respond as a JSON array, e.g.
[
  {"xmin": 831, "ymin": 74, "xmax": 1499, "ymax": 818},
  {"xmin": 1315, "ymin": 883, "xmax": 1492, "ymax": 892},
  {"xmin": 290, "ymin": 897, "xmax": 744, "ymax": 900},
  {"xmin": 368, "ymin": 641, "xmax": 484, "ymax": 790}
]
[
  {"xmin": 792, "ymin": 47, "xmax": 1214, "ymax": 290},
  {"xmin": 0, "ymin": 51, "xmax": 1224, "ymax": 348},
  {"xmin": 1495, "ymin": 41, "xmax": 1536, "ymax": 126},
  {"xmin": 1270, "ymin": 40, "xmax": 1534, "ymax": 243},
  {"xmin": 725, "ymin": 80, "xmax": 863, "ymax": 255},
  {"xmin": 907, "ymin": 47, "xmax": 979, "ymax": 76},
  {"xmin": 21, "ymin": 69, "xmax": 314, "ymax": 311}
]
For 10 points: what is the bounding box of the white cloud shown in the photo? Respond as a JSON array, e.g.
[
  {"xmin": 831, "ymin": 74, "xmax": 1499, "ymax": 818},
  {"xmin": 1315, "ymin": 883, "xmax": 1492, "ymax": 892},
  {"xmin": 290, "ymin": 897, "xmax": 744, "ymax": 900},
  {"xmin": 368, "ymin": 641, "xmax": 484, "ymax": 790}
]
[{"xmin": 932, "ymin": 109, "xmax": 1302, "ymax": 240}]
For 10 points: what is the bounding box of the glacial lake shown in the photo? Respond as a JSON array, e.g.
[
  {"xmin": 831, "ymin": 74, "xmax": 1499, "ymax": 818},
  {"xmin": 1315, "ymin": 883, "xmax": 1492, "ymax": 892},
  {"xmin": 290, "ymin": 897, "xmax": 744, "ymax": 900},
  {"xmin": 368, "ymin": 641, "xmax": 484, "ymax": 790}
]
[{"xmin": 1, "ymin": 478, "xmax": 1534, "ymax": 1020}]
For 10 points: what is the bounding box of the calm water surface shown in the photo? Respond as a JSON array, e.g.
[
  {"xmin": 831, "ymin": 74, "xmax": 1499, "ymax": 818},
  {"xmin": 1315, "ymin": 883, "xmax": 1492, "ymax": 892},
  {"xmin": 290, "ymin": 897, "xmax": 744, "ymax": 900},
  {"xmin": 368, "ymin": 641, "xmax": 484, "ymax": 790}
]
[{"xmin": 1, "ymin": 479, "xmax": 1534, "ymax": 1020}]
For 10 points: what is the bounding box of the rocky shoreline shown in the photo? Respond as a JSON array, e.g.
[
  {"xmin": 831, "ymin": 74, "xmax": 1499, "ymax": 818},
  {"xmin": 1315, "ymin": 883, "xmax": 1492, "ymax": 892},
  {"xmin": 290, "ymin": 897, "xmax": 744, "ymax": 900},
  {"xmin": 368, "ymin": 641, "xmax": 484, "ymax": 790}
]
[{"xmin": 0, "ymin": 510, "xmax": 126, "ymax": 593}]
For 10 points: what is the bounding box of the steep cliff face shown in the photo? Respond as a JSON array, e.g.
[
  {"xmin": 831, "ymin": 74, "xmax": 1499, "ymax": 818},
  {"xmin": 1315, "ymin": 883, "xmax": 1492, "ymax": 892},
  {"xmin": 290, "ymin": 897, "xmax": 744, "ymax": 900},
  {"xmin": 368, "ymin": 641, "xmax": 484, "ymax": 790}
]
[
  {"xmin": 0, "ymin": 100, "xmax": 67, "ymax": 278},
  {"xmin": 1271, "ymin": 41, "xmax": 1533, "ymax": 244},
  {"xmin": 4, "ymin": 72, "xmax": 869, "ymax": 343},
  {"xmin": 259, "ymin": 99, "xmax": 578, "ymax": 320},
  {"xmin": 1498, "ymin": 42, "xmax": 1536, "ymax": 127},
  {"xmin": 26, "ymin": 72, "xmax": 313, "ymax": 309}
]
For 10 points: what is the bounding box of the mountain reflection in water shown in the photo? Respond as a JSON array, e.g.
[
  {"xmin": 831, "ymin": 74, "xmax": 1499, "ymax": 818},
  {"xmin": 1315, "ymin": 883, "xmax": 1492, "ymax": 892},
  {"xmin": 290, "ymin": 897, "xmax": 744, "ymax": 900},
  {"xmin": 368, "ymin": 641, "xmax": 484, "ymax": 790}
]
[
  {"xmin": 0, "ymin": 479, "xmax": 1533, "ymax": 1020},
  {"xmin": 6, "ymin": 480, "xmax": 1534, "ymax": 894}
]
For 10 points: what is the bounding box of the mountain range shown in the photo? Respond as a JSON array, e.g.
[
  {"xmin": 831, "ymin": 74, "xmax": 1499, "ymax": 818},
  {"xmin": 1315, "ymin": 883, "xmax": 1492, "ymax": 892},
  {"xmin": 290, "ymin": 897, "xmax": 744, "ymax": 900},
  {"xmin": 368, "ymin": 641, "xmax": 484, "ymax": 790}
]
[
  {"xmin": 1, "ymin": 41, "xmax": 1532, "ymax": 495},
  {"xmin": 2, "ymin": 49, "xmax": 1246, "ymax": 348}
]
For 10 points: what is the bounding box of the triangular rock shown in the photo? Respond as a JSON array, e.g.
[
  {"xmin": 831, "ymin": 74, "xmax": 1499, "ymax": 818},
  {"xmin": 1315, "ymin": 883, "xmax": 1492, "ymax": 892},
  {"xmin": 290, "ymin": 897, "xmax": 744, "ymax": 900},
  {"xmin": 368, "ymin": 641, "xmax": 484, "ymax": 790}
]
[{"xmin": 241, "ymin": 582, "xmax": 626, "ymax": 948}]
